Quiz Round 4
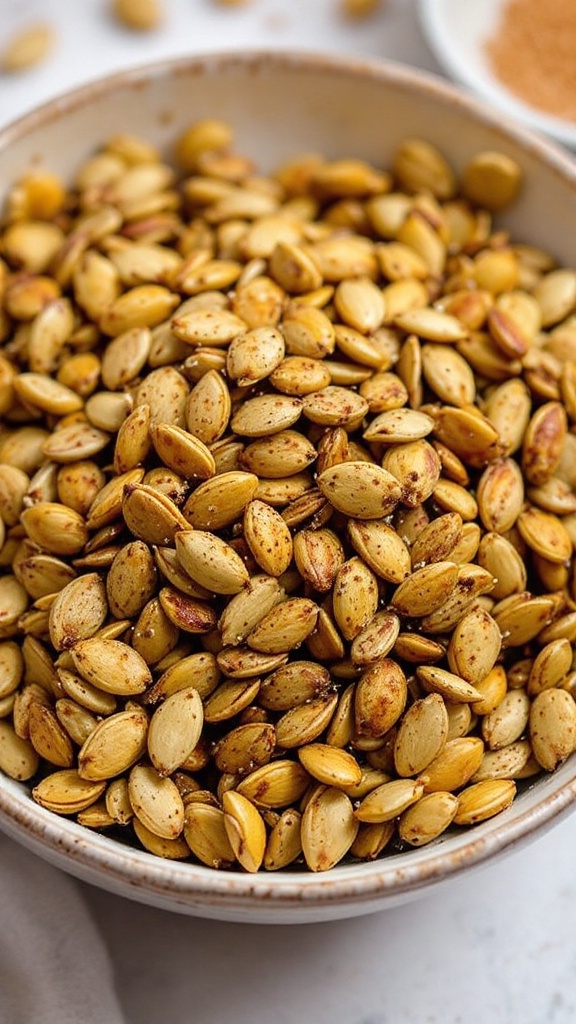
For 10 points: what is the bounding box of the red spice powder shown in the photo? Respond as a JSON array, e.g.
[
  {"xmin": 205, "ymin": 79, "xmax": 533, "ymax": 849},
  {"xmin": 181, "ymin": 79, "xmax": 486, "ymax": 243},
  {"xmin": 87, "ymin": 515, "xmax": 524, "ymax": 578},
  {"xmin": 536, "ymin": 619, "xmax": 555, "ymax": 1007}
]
[{"xmin": 485, "ymin": 0, "xmax": 576, "ymax": 124}]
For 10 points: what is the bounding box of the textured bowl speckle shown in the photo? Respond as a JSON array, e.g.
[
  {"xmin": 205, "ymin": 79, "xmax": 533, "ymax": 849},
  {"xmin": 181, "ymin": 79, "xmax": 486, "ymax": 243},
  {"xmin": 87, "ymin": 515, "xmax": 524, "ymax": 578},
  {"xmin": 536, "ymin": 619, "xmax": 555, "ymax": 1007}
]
[{"xmin": 1, "ymin": 50, "xmax": 576, "ymax": 923}]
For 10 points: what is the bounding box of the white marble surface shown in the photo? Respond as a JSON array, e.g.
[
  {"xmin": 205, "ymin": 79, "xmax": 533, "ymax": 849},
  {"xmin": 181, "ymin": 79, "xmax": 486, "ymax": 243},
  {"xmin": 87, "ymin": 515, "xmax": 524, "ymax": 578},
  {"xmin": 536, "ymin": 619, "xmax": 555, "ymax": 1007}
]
[{"xmin": 1, "ymin": 2, "xmax": 576, "ymax": 1022}]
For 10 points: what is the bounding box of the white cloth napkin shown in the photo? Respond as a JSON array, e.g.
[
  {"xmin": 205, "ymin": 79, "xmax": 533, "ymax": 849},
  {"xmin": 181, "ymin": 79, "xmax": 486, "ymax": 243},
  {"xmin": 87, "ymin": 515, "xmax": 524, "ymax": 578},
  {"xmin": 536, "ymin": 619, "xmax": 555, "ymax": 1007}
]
[{"xmin": 0, "ymin": 833, "xmax": 125, "ymax": 1024}]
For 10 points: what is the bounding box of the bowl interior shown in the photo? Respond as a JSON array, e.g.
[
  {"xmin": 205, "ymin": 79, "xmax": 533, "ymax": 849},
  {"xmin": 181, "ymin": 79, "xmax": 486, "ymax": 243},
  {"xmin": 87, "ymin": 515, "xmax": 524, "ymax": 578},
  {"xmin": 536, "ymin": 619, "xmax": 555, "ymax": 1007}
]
[
  {"xmin": 1, "ymin": 50, "xmax": 576, "ymax": 923},
  {"xmin": 3, "ymin": 50, "xmax": 576, "ymax": 258}
]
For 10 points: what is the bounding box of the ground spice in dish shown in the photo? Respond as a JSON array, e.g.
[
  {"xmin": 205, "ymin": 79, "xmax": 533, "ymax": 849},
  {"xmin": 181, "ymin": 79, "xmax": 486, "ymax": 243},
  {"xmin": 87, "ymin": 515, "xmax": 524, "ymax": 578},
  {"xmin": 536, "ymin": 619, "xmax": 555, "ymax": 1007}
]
[{"xmin": 485, "ymin": 0, "xmax": 576, "ymax": 125}]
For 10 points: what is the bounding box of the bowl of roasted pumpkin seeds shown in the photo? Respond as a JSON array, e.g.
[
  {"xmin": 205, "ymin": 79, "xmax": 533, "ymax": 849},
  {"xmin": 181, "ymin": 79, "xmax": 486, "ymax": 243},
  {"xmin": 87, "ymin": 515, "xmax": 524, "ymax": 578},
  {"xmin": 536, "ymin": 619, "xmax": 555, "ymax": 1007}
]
[{"xmin": 1, "ymin": 50, "xmax": 576, "ymax": 923}]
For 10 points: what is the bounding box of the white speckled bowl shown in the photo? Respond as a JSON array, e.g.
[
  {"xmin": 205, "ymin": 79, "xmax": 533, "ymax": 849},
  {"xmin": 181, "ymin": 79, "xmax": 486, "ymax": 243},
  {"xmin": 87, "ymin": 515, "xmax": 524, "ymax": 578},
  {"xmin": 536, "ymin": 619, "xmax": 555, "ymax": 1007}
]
[{"xmin": 1, "ymin": 51, "xmax": 576, "ymax": 924}]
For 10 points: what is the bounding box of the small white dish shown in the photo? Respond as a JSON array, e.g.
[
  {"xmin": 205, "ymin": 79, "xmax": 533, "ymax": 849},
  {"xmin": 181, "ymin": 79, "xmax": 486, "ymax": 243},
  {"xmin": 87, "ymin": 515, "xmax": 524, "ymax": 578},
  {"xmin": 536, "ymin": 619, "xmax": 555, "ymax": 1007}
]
[{"xmin": 418, "ymin": 0, "xmax": 576, "ymax": 150}]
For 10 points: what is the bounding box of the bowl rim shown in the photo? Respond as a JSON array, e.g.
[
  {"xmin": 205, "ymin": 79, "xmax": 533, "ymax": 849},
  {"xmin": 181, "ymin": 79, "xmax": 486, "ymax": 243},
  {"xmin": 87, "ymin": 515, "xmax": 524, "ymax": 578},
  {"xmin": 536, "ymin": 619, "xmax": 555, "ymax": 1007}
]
[
  {"xmin": 1, "ymin": 47, "xmax": 576, "ymax": 911},
  {"xmin": 2, "ymin": 45, "xmax": 576, "ymax": 177},
  {"xmin": 2, "ymin": 767, "xmax": 576, "ymax": 910}
]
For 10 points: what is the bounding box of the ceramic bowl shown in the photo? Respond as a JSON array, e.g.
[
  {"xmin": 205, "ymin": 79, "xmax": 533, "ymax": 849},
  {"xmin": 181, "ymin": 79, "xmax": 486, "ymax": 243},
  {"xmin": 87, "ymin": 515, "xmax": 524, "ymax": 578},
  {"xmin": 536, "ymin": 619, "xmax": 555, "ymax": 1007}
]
[
  {"xmin": 418, "ymin": 0, "xmax": 576, "ymax": 150},
  {"xmin": 1, "ymin": 50, "xmax": 576, "ymax": 925}
]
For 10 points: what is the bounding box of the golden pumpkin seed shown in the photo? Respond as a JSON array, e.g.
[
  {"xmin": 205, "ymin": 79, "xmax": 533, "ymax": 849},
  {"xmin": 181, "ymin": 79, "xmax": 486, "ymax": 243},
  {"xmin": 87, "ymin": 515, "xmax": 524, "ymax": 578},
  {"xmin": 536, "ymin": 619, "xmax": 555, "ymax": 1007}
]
[
  {"xmin": 355, "ymin": 777, "xmax": 425, "ymax": 823},
  {"xmin": 529, "ymin": 688, "xmax": 576, "ymax": 771},
  {"xmin": 128, "ymin": 764, "xmax": 185, "ymax": 839},
  {"xmin": 394, "ymin": 693, "xmax": 449, "ymax": 777},
  {"xmin": 301, "ymin": 785, "xmax": 358, "ymax": 871},
  {"xmin": 454, "ymin": 779, "xmax": 517, "ymax": 825},
  {"xmin": 71, "ymin": 637, "xmax": 152, "ymax": 695},
  {"xmin": 77, "ymin": 706, "xmax": 148, "ymax": 781},
  {"xmin": 398, "ymin": 790, "xmax": 458, "ymax": 845},
  {"xmin": 147, "ymin": 687, "xmax": 203, "ymax": 776},
  {"xmin": 354, "ymin": 658, "xmax": 407, "ymax": 739},
  {"xmin": 183, "ymin": 803, "xmax": 235, "ymax": 868},
  {"xmin": 317, "ymin": 461, "xmax": 401, "ymax": 519},
  {"xmin": 48, "ymin": 572, "xmax": 108, "ymax": 652},
  {"xmin": 0, "ymin": 720, "xmax": 39, "ymax": 780},
  {"xmin": 32, "ymin": 770, "xmax": 105, "ymax": 814},
  {"xmin": 222, "ymin": 789, "xmax": 267, "ymax": 873}
]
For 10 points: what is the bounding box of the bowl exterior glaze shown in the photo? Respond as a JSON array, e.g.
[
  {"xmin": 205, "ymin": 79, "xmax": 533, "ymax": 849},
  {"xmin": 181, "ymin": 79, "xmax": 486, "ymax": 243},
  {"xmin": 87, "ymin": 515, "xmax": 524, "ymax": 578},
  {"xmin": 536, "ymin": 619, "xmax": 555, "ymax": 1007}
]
[{"xmin": 1, "ymin": 50, "xmax": 576, "ymax": 923}]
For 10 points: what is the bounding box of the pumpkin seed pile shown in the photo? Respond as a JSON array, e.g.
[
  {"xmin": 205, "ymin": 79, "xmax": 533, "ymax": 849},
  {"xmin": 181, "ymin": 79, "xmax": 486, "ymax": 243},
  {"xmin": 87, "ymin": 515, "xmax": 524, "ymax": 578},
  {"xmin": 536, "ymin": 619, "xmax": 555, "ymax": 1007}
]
[{"xmin": 0, "ymin": 122, "xmax": 576, "ymax": 874}]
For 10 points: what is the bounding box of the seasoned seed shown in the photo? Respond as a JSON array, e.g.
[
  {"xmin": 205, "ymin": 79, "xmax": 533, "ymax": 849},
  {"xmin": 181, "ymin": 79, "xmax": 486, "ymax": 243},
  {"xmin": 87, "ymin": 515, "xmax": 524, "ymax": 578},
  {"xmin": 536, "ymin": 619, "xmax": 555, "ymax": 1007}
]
[
  {"xmin": 393, "ymin": 632, "xmax": 445, "ymax": 664},
  {"xmin": 301, "ymin": 785, "xmax": 358, "ymax": 871},
  {"xmin": 214, "ymin": 722, "xmax": 275, "ymax": 775},
  {"xmin": 28, "ymin": 702, "xmax": 74, "ymax": 768},
  {"xmin": 240, "ymin": 429, "xmax": 317, "ymax": 478},
  {"xmin": 147, "ymin": 687, "xmax": 204, "ymax": 776},
  {"xmin": 476, "ymin": 458, "xmax": 524, "ymax": 533},
  {"xmin": 0, "ymin": 720, "xmax": 39, "ymax": 780},
  {"xmin": 528, "ymin": 639, "xmax": 573, "ymax": 696},
  {"xmin": 355, "ymin": 658, "xmax": 407, "ymax": 739},
  {"xmin": 185, "ymin": 369, "xmax": 231, "ymax": 443},
  {"xmin": 355, "ymin": 777, "xmax": 425, "ymax": 823},
  {"xmin": 421, "ymin": 343, "xmax": 476, "ymax": 407},
  {"xmin": 317, "ymin": 461, "xmax": 401, "ymax": 518},
  {"xmin": 71, "ymin": 637, "xmax": 152, "ymax": 695},
  {"xmin": 222, "ymin": 789, "xmax": 267, "ymax": 873},
  {"xmin": 419, "ymin": 736, "xmax": 485, "ymax": 793},
  {"xmin": 417, "ymin": 665, "xmax": 482, "ymax": 704},
  {"xmin": 231, "ymin": 394, "xmax": 303, "ymax": 437},
  {"xmin": 218, "ymin": 574, "xmax": 285, "ymax": 648},
  {"xmin": 258, "ymin": 661, "xmax": 330, "ymax": 711},
  {"xmin": 183, "ymin": 471, "xmax": 258, "ymax": 530},
  {"xmin": 382, "ymin": 439, "xmax": 442, "ymax": 507},
  {"xmin": 293, "ymin": 528, "xmax": 345, "ymax": 592},
  {"xmin": 529, "ymin": 688, "xmax": 576, "ymax": 771},
  {"xmin": 128, "ymin": 764, "xmax": 185, "ymax": 839},
  {"xmin": 32, "ymin": 770, "xmax": 106, "ymax": 814},
  {"xmin": 399, "ymin": 790, "xmax": 458, "ymax": 845},
  {"xmin": 226, "ymin": 327, "xmax": 285, "ymax": 385},
  {"xmin": 184, "ymin": 803, "xmax": 235, "ymax": 868},
  {"xmin": 78, "ymin": 706, "xmax": 148, "ymax": 781},
  {"xmin": 471, "ymin": 741, "xmax": 532, "ymax": 782},
  {"xmin": 394, "ymin": 693, "xmax": 449, "ymax": 777},
  {"xmin": 454, "ymin": 779, "xmax": 517, "ymax": 825},
  {"xmin": 275, "ymin": 692, "xmax": 338, "ymax": 748},
  {"xmin": 203, "ymin": 678, "xmax": 262, "ymax": 723},
  {"xmin": 243, "ymin": 499, "xmax": 293, "ymax": 577},
  {"xmin": 446, "ymin": 606, "xmax": 502, "ymax": 685},
  {"xmin": 216, "ymin": 646, "xmax": 288, "ymax": 679},
  {"xmin": 236, "ymin": 759, "xmax": 310, "ymax": 808},
  {"xmin": 48, "ymin": 572, "xmax": 108, "ymax": 652},
  {"xmin": 392, "ymin": 561, "xmax": 458, "ymax": 618},
  {"xmin": 270, "ymin": 355, "xmax": 332, "ymax": 396},
  {"xmin": 298, "ymin": 744, "xmax": 363, "ymax": 788},
  {"xmin": 21, "ymin": 503, "xmax": 89, "ymax": 556},
  {"xmin": 151, "ymin": 423, "xmax": 215, "ymax": 480},
  {"xmin": 482, "ymin": 689, "xmax": 530, "ymax": 750},
  {"xmin": 263, "ymin": 808, "xmax": 303, "ymax": 871},
  {"xmin": 132, "ymin": 818, "xmax": 190, "ymax": 860},
  {"xmin": 470, "ymin": 665, "xmax": 508, "ymax": 716},
  {"xmin": 350, "ymin": 610, "xmax": 401, "ymax": 666},
  {"xmin": 363, "ymin": 407, "xmax": 434, "ymax": 444},
  {"xmin": 494, "ymin": 593, "xmax": 556, "ymax": 648},
  {"xmin": 348, "ymin": 519, "xmax": 411, "ymax": 583},
  {"xmin": 410, "ymin": 512, "xmax": 463, "ymax": 567}
]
